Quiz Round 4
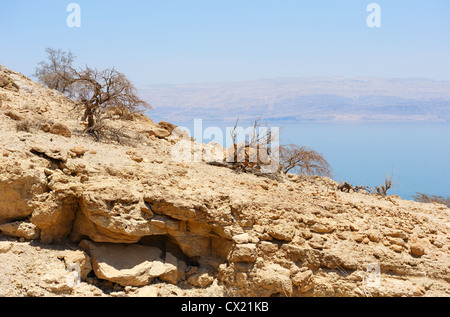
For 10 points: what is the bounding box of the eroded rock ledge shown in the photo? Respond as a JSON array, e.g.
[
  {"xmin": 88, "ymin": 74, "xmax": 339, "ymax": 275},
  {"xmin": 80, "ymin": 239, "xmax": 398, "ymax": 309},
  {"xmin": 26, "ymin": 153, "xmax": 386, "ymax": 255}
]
[
  {"xmin": 1, "ymin": 149, "xmax": 449, "ymax": 297},
  {"xmin": 0, "ymin": 63, "xmax": 449, "ymax": 297}
]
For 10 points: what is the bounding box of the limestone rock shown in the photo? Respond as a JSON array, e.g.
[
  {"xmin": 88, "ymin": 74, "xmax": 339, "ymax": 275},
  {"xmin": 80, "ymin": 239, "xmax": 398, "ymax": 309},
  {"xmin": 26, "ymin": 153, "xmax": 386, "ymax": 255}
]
[
  {"xmin": 292, "ymin": 269, "xmax": 315, "ymax": 293},
  {"xmin": 266, "ymin": 225, "xmax": 294, "ymax": 242},
  {"xmin": 388, "ymin": 237, "xmax": 406, "ymax": 246},
  {"xmin": 4, "ymin": 110, "xmax": 22, "ymax": 121},
  {"xmin": 187, "ymin": 268, "xmax": 214, "ymax": 288},
  {"xmin": 30, "ymin": 145, "xmax": 68, "ymax": 163},
  {"xmin": 41, "ymin": 123, "xmax": 51, "ymax": 132},
  {"xmin": 413, "ymin": 285, "xmax": 426, "ymax": 297},
  {"xmin": 410, "ymin": 242, "xmax": 425, "ymax": 257},
  {"xmin": 130, "ymin": 154, "xmax": 144, "ymax": 163},
  {"xmin": 353, "ymin": 233, "xmax": 365, "ymax": 243},
  {"xmin": 254, "ymin": 264, "xmax": 292, "ymax": 297},
  {"xmin": 80, "ymin": 240, "xmax": 165, "ymax": 287},
  {"xmin": 146, "ymin": 127, "xmax": 171, "ymax": 139},
  {"xmin": 391, "ymin": 244, "xmax": 403, "ymax": 253},
  {"xmin": 0, "ymin": 241, "xmax": 13, "ymax": 253},
  {"xmin": 135, "ymin": 285, "xmax": 159, "ymax": 297},
  {"xmin": 384, "ymin": 228, "xmax": 408, "ymax": 240},
  {"xmin": 228, "ymin": 243, "xmax": 257, "ymax": 263},
  {"xmin": 31, "ymin": 192, "xmax": 78, "ymax": 244},
  {"xmin": 0, "ymin": 221, "xmax": 40, "ymax": 240},
  {"xmin": 0, "ymin": 163, "xmax": 48, "ymax": 223},
  {"xmin": 308, "ymin": 235, "xmax": 325, "ymax": 250},
  {"xmin": 69, "ymin": 146, "xmax": 88, "ymax": 157},
  {"xmin": 49, "ymin": 123, "xmax": 71, "ymax": 138},
  {"xmin": 310, "ymin": 220, "xmax": 336, "ymax": 234},
  {"xmin": 70, "ymin": 184, "xmax": 162, "ymax": 244},
  {"xmin": 368, "ymin": 230, "xmax": 382, "ymax": 242},
  {"xmin": 41, "ymin": 268, "xmax": 75, "ymax": 293},
  {"xmin": 160, "ymin": 252, "xmax": 186, "ymax": 285},
  {"xmin": 232, "ymin": 233, "xmax": 259, "ymax": 244},
  {"xmin": 158, "ymin": 121, "xmax": 177, "ymax": 134},
  {"xmin": 63, "ymin": 250, "xmax": 92, "ymax": 280}
]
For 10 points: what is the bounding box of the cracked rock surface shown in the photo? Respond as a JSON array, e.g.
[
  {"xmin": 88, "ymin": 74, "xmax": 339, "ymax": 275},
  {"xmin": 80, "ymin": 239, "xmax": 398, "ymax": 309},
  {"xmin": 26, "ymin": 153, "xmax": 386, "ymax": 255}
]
[{"xmin": 0, "ymin": 63, "xmax": 449, "ymax": 297}]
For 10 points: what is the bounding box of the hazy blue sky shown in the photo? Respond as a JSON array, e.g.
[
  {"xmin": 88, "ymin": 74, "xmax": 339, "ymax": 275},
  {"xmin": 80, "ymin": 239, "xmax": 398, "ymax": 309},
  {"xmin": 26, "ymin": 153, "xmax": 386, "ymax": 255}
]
[{"xmin": 1, "ymin": 0, "xmax": 449, "ymax": 85}]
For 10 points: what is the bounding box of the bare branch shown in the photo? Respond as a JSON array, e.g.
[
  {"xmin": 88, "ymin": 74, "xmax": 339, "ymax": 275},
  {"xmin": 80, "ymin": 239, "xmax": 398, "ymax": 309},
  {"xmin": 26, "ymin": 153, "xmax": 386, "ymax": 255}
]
[
  {"xmin": 279, "ymin": 144, "xmax": 332, "ymax": 177},
  {"xmin": 413, "ymin": 193, "xmax": 450, "ymax": 207},
  {"xmin": 35, "ymin": 48, "xmax": 151, "ymax": 141}
]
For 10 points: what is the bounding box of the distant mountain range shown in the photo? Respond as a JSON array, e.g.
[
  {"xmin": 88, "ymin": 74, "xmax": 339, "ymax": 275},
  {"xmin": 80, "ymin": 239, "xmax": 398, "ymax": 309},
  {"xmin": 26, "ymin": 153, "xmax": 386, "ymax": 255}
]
[{"xmin": 138, "ymin": 77, "xmax": 450, "ymax": 122}]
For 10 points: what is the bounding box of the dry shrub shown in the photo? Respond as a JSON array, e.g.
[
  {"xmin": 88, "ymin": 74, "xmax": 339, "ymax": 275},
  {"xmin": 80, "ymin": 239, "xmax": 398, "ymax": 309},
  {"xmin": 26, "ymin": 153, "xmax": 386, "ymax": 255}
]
[
  {"xmin": 375, "ymin": 175, "xmax": 393, "ymax": 197},
  {"xmin": 16, "ymin": 120, "xmax": 31, "ymax": 132},
  {"xmin": 0, "ymin": 74, "xmax": 20, "ymax": 91},
  {"xmin": 279, "ymin": 143, "xmax": 332, "ymax": 177},
  {"xmin": 413, "ymin": 193, "xmax": 450, "ymax": 207},
  {"xmin": 229, "ymin": 116, "xmax": 274, "ymax": 172},
  {"xmin": 337, "ymin": 173, "xmax": 395, "ymax": 197},
  {"xmin": 35, "ymin": 48, "xmax": 151, "ymax": 141}
]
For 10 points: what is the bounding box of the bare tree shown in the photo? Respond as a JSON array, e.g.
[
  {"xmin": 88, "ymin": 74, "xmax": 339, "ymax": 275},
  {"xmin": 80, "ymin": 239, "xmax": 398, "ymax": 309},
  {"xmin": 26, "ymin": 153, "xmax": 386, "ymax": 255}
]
[
  {"xmin": 33, "ymin": 48, "xmax": 76, "ymax": 95},
  {"xmin": 228, "ymin": 116, "xmax": 274, "ymax": 171},
  {"xmin": 279, "ymin": 143, "xmax": 332, "ymax": 177},
  {"xmin": 35, "ymin": 49, "xmax": 150, "ymax": 140},
  {"xmin": 67, "ymin": 66, "xmax": 149, "ymax": 138}
]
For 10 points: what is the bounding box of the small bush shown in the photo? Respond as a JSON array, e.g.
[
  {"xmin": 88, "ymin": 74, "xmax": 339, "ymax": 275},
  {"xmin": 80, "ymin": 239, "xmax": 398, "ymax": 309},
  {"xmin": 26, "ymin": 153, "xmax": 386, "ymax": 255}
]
[
  {"xmin": 0, "ymin": 74, "xmax": 20, "ymax": 91},
  {"xmin": 413, "ymin": 193, "xmax": 450, "ymax": 207},
  {"xmin": 337, "ymin": 173, "xmax": 394, "ymax": 197},
  {"xmin": 375, "ymin": 175, "xmax": 393, "ymax": 197},
  {"xmin": 16, "ymin": 120, "xmax": 31, "ymax": 132},
  {"xmin": 279, "ymin": 143, "xmax": 332, "ymax": 177}
]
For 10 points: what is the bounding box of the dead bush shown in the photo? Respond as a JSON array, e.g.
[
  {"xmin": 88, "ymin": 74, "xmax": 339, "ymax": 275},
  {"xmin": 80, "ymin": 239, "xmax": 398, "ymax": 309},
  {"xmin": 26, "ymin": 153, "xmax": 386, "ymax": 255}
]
[
  {"xmin": 16, "ymin": 120, "xmax": 31, "ymax": 132},
  {"xmin": 35, "ymin": 48, "xmax": 151, "ymax": 141},
  {"xmin": 228, "ymin": 116, "xmax": 274, "ymax": 172},
  {"xmin": 413, "ymin": 193, "xmax": 450, "ymax": 207},
  {"xmin": 337, "ymin": 173, "xmax": 395, "ymax": 197},
  {"xmin": 279, "ymin": 143, "xmax": 332, "ymax": 177},
  {"xmin": 375, "ymin": 174, "xmax": 394, "ymax": 197},
  {"xmin": 0, "ymin": 74, "xmax": 20, "ymax": 91}
]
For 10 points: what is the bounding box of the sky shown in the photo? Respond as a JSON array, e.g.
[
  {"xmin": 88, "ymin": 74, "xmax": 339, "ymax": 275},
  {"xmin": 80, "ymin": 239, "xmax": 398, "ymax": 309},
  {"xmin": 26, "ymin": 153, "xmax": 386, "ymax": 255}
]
[{"xmin": 0, "ymin": 0, "xmax": 449, "ymax": 85}]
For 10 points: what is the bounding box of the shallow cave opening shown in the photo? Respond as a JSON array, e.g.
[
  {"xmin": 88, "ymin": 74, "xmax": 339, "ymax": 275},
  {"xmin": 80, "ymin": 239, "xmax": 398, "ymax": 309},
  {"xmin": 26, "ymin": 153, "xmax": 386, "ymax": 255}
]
[{"xmin": 138, "ymin": 235, "xmax": 197, "ymax": 266}]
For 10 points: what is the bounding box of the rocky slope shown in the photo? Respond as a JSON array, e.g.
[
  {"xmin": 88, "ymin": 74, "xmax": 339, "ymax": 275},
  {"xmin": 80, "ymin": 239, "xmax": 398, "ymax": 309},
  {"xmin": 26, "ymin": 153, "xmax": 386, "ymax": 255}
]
[{"xmin": 0, "ymin": 63, "xmax": 449, "ymax": 297}]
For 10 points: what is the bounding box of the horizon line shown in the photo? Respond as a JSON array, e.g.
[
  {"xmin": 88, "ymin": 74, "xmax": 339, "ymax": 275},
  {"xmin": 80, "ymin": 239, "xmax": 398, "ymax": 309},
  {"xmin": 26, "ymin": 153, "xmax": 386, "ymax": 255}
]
[{"xmin": 138, "ymin": 75, "xmax": 450, "ymax": 87}]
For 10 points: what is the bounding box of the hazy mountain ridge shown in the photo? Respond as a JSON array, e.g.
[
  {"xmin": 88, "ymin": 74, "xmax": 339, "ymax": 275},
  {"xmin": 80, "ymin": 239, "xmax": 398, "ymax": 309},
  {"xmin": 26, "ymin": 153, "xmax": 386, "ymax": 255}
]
[{"xmin": 139, "ymin": 77, "xmax": 450, "ymax": 122}]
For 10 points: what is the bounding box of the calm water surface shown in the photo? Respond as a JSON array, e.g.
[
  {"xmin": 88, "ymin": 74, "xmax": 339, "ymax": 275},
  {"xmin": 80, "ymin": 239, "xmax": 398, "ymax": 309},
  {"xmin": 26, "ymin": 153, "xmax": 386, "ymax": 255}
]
[{"xmin": 151, "ymin": 116, "xmax": 450, "ymax": 200}]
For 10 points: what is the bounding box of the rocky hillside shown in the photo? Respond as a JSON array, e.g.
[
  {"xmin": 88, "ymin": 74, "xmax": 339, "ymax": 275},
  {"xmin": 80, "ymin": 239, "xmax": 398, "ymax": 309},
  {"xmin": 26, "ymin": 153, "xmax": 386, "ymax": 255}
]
[{"xmin": 0, "ymin": 63, "xmax": 449, "ymax": 297}]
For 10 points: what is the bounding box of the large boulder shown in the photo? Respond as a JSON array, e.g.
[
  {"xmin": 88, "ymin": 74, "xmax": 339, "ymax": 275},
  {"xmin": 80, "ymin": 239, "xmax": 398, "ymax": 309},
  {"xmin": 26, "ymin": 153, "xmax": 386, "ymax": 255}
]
[
  {"xmin": 146, "ymin": 127, "xmax": 171, "ymax": 139},
  {"xmin": 0, "ymin": 160, "xmax": 48, "ymax": 223},
  {"xmin": 158, "ymin": 121, "xmax": 177, "ymax": 134},
  {"xmin": 49, "ymin": 123, "xmax": 72, "ymax": 138},
  {"xmin": 70, "ymin": 182, "xmax": 164, "ymax": 244},
  {"xmin": 0, "ymin": 221, "xmax": 40, "ymax": 240},
  {"xmin": 31, "ymin": 191, "xmax": 79, "ymax": 244},
  {"xmin": 80, "ymin": 240, "xmax": 173, "ymax": 287}
]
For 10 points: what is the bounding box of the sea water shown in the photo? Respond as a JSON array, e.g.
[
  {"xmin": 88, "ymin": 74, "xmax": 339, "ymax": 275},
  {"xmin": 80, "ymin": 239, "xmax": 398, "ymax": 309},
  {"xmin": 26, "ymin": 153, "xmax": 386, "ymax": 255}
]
[
  {"xmin": 278, "ymin": 121, "xmax": 450, "ymax": 200},
  {"xmin": 151, "ymin": 117, "xmax": 450, "ymax": 200}
]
